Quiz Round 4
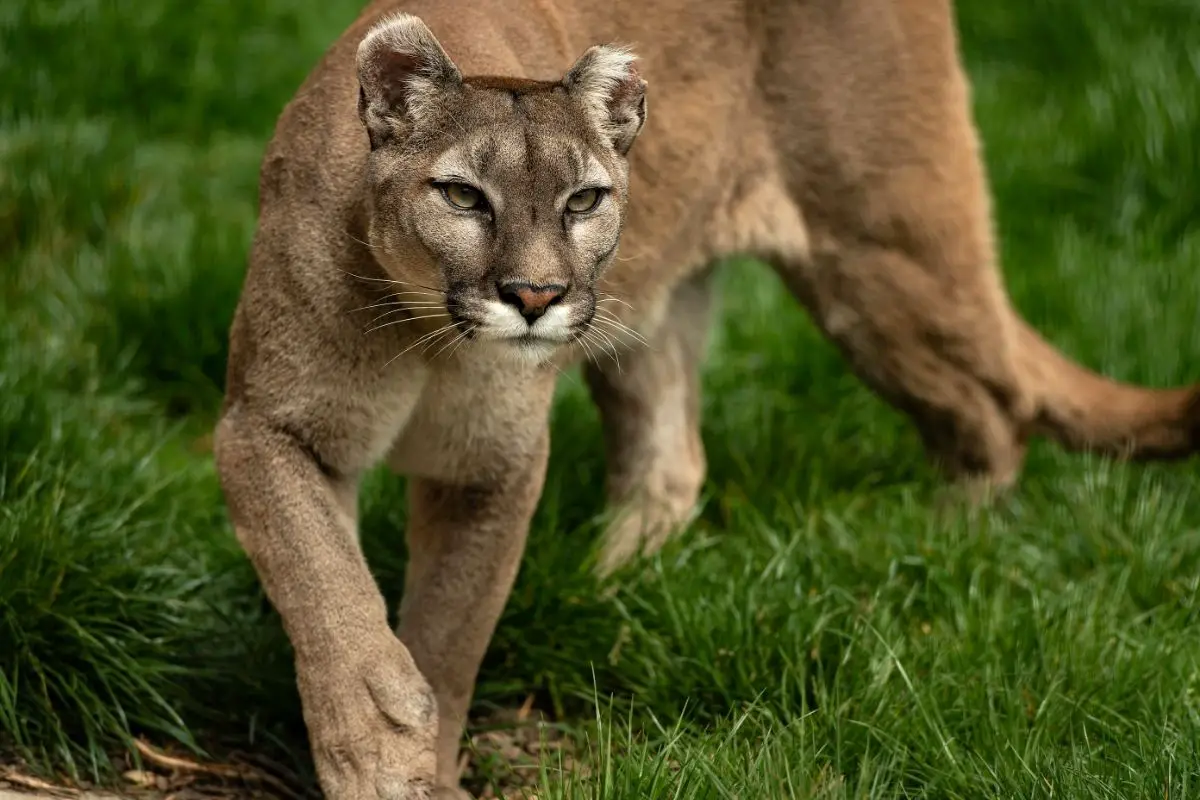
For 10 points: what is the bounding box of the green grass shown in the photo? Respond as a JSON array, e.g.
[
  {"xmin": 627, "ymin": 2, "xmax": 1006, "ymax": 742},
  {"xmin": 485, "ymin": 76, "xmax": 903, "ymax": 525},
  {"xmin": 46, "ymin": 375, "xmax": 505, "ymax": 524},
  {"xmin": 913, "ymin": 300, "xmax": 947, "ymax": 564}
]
[{"xmin": 2, "ymin": 0, "xmax": 1199, "ymax": 797}]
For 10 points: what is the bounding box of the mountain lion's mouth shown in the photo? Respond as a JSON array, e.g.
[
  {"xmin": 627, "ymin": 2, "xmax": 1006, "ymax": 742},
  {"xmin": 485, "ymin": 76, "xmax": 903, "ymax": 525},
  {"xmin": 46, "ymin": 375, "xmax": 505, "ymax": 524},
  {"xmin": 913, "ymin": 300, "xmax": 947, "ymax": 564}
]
[
  {"xmin": 444, "ymin": 296, "xmax": 597, "ymax": 363},
  {"xmin": 466, "ymin": 323, "xmax": 575, "ymax": 353},
  {"xmin": 503, "ymin": 329, "xmax": 576, "ymax": 348}
]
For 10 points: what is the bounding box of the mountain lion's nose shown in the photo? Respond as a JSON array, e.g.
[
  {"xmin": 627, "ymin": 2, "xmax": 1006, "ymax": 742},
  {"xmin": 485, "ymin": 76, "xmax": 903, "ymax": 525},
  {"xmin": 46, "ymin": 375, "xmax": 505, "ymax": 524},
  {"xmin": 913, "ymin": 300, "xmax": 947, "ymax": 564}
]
[{"xmin": 497, "ymin": 281, "xmax": 566, "ymax": 322}]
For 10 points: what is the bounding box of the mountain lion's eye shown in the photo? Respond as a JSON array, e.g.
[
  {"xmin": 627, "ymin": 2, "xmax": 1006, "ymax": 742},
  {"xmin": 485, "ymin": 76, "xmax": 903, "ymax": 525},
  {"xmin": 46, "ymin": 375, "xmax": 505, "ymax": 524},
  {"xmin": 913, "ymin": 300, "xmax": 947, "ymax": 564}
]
[
  {"xmin": 442, "ymin": 183, "xmax": 484, "ymax": 210},
  {"xmin": 566, "ymin": 188, "xmax": 602, "ymax": 213}
]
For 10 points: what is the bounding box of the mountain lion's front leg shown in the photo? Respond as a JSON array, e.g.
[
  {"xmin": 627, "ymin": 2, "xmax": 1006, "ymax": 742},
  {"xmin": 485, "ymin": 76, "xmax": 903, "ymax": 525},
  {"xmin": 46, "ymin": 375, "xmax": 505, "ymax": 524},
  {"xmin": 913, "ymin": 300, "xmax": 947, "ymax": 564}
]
[
  {"xmin": 395, "ymin": 458, "xmax": 548, "ymax": 795},
  {"xmin": 214, "ymin": 411, "xmax": 439, "ymax": 800},
  {"xmin": 386, "ymin": 368, "xmax": 557, "ymax": 795},
  {"xmin": 585, "ymin": 272, "xmax": 713, "ymax": 575}
]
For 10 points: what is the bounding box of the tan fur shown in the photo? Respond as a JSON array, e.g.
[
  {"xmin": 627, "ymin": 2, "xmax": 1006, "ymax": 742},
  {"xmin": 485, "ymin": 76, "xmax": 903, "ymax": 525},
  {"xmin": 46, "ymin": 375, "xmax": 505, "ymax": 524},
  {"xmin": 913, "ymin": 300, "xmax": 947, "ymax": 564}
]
[{"xmin": 214, "ymin": 1, "xmax": 1200, "ymax": 797}]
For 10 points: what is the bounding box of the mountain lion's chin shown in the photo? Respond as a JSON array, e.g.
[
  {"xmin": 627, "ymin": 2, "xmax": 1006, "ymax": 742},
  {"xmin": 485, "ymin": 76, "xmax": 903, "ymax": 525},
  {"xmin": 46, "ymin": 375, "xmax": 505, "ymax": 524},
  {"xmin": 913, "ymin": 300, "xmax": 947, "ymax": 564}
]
[{"xmin": 478, "ymin": 335, "xmax": 562, "ymax": 367}]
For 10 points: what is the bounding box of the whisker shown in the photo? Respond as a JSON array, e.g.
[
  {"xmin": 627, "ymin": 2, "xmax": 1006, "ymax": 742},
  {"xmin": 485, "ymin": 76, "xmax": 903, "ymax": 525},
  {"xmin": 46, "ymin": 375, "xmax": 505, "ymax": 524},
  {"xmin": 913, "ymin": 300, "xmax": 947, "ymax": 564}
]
[
  {"xmin": 590, "ymin": 326, "xmax": 645, "ymax": 354},
  {"xmin": 367, "ymin": 303, "xmax": 447, "ymax": 316},
  {"xmin": 583, "ymin": 327, "xmax": 622, "ymax": 374},
  {"xmin": 364, "ymin": 312, "xmax": 449, "ymax": 335},
  {"xmin": 591, "ymin": 312, "xmax": 641, "ymax": 336},
  {"xmin": 369, "ymin": 308, "xmax": 407, "ymax": 326},
  {"xmin": 350, "ymin": 292, "xmax": 442, "ymax": 313},
  {"xmin": 359, "ymin": 301, "xmax": 446, "ymax": 320},
  {"xmin": 383, "ymin": 322, "xmax": 458, "ymax": 367},
  {"xmin": 338, "ymin": 269, "xmax": 445, "ymax": 295},
  {"xmin": 591, "ymin": 315, "xmax": 649, "ymax": 349},
  {"xmin": 338, "ymin": 268, "xmax": 399, "ymax": 285},
  {"xmin": 371, "ymin": 304, "xmax": 447, "ymax": 313},
  {"xmin": 574, "ymin": 331, "xmax": 599, "ymax": 365},
  {"xmin": 544, "ymin": 354, "xmax": 569, "ymax": 379},
  {"xmin": 367, "ymin": 305, "xmax": 447, "ymax": 325},
  {"xmin": 595, "ymin": 295, "xmax": 635, "ymax": 311},
  {"xmin": 447, "ymin": 327, "xmax": 476, "ymax": 361},
  {"xmin": 388, "ymin": 278, "xmax": 445, "ymax": 293},
  {"xmin": 591, "ymin": 326, "xmax": 621, "ymax": 359},
  {"xmin": 418, "ymin": 325, "xmax": 461, "ymax": 359},
  {"xmin": 341, "ymin": 230, "xmax": 381, "ymax": 251},
  {"xmin": 592, "ymin": 310, "xmax": 650, "ymax": 346},
  {"xmin": 430, "ymin": 327, "xmax": 472, "ymax": 361},
  {"xmin": 593, "ymin": 321, "xmax": 626, "ymax": 356},
  {"xmin": 592, "ymin": 305, "xmax": 641, "ymax": 328},
  {"xmin": 577, "ymin": 324, "xmax": 607, "ymax": 363}
]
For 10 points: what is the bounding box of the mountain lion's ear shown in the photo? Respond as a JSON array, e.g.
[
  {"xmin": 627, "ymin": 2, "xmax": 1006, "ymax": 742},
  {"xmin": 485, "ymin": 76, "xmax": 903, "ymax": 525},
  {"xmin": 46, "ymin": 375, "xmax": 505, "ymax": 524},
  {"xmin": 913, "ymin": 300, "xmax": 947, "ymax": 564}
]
[
  {"xmin": 356, "ymin": 13, "xmax": 462, "ymax": 149},
  {"xmin": 564, "ymin": 45, "xmax": 647, "ymax": 156}
]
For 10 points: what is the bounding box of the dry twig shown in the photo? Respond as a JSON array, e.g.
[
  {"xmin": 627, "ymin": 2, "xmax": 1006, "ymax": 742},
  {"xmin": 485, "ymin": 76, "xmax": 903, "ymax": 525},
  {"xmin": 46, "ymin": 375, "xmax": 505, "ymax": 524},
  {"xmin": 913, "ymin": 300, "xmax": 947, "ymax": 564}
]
[
  {"xmin": 0, "ymin": 767, "xmax": 78, "ymax": 796},
  {"xmin": 132, "ymin": 740, "xmax": 300, "ymax": 800}
]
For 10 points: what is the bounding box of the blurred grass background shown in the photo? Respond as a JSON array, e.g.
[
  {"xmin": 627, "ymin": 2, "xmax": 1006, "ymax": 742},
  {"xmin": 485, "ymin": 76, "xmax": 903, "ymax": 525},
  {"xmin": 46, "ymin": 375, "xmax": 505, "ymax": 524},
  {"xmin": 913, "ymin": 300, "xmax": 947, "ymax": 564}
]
[{"xmin": 2, "ymin": 0, "xmax": 1199, "ymax": 797}]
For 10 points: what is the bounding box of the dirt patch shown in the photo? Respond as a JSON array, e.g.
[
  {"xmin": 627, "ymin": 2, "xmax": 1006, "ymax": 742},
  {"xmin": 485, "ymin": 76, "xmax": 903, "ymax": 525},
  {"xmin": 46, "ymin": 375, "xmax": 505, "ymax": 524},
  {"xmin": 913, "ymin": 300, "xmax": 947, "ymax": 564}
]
[
  {"xmin": 1, "ymin": 743, "xmax": 308, "ymax": 800},
  {"xmin": 0, "ymin": 701, "xmax": 579, "ymax": 800},
  {"xmin": 460, "ymin": 698, "xmax": 580, "ymax": 799}
]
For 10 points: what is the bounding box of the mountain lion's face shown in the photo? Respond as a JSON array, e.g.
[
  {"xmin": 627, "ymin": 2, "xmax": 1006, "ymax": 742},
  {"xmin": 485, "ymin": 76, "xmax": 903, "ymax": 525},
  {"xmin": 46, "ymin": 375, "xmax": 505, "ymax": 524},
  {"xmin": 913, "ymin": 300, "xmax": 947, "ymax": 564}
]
[{"xmin": 356, "ymin": 14, "xmax": 646, "ymax": 363}]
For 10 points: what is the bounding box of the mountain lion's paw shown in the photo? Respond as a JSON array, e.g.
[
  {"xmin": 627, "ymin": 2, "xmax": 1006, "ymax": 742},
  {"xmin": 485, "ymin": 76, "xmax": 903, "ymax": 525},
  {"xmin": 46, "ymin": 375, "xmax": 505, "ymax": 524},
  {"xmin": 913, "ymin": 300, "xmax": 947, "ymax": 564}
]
[{"xmin": 301, "ymin": 641, "xmax": 440, "ymax": 800}]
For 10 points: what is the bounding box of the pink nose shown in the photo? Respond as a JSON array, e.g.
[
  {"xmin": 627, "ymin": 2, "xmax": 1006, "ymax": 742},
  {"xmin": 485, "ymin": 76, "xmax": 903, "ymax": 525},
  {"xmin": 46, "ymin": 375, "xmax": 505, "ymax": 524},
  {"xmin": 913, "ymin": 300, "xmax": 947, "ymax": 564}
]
[{"xmin": 497, "ymin": 282, "xmax": 567, "ymax": 321}]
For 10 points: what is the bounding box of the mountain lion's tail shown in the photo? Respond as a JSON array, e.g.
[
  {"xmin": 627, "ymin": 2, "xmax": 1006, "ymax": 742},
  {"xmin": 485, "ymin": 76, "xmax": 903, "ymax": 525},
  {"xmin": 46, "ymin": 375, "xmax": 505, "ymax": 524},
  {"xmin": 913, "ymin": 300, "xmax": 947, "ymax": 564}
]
[{"xmin": 1016, "ymin": 319, "xmax": 1200, "ymax": 460}]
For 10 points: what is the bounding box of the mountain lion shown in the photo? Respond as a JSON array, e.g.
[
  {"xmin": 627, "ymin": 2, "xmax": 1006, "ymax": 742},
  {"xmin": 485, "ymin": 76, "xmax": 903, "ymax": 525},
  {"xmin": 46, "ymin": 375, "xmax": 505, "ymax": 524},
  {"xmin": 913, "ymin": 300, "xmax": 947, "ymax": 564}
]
[{"xmin": 213, "ymin": 0, "xmax": 1200, "ymax": 797}]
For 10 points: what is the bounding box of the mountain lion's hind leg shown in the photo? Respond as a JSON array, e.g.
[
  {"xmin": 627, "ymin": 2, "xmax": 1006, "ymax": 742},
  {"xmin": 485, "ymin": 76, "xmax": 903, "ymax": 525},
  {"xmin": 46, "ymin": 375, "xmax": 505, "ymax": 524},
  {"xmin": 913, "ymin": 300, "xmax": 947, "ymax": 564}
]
[
  {"xmin": 770, "ymin": 239, "xmax": 1031, "ymax": 498},
  {"xmin": 585, "ymin": 272, "xmax": 713, "ymax": 575}
]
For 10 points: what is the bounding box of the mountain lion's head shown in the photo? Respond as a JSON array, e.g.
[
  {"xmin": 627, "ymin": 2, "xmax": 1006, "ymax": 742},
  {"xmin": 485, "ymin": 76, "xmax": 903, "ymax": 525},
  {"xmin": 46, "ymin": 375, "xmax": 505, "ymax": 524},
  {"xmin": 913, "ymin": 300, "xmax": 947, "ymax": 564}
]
[{"xmin": 355, "ymin": 13, "xmax": 647, "ymax": 363}]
